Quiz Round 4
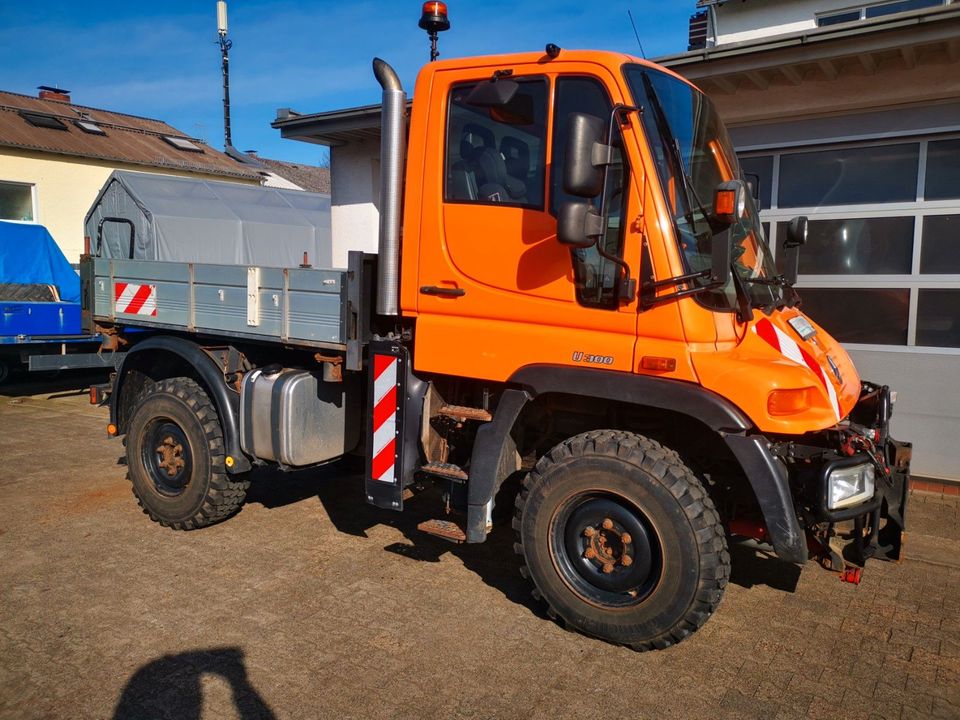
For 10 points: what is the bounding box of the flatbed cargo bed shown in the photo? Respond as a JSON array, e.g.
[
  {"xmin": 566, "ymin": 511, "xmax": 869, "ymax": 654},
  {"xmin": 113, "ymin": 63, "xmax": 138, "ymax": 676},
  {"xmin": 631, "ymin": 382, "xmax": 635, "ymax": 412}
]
[{"xmin": 83, "ymin": 253, "xmax": 372, "ymax": 366}]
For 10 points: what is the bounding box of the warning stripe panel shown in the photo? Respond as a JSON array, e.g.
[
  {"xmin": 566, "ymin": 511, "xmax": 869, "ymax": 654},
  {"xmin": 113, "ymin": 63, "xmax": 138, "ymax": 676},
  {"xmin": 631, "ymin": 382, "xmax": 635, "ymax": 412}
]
[
  {"xmin": 370, "ymin": 355, "xmax": 398, "ymax": 483},
  {"xmin": 114, "ymin": 282, "xmax": 158, "ymax": 317},
  {"xmin": 753, "ymin": 318, "xmax": 841, "ymax": 421}
]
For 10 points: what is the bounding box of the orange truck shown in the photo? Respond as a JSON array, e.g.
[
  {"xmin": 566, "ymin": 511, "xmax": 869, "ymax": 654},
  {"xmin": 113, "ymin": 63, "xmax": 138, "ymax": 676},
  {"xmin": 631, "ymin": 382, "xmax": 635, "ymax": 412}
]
[{"xmin": 81, "ymin": 40, "xmax": 911, "ymax": 650}]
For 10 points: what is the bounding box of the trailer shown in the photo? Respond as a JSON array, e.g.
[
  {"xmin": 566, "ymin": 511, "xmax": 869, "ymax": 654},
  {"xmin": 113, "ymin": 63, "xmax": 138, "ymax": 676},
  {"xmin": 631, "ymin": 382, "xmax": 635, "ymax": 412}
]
[
  {"xmin": 81, "ymin": 42, "xmax": 911, "ymax": 651},
  {"xmin": 0, "ymin": 220, "xmax": 124, "ymax": 383}
]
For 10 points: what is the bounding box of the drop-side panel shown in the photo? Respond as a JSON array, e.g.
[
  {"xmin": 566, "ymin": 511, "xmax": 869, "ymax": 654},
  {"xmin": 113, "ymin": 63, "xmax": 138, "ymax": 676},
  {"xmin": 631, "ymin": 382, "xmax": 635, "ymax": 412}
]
[{"xmin": 88, "ymin": 257, "xmax": 347, "ymax": 349}]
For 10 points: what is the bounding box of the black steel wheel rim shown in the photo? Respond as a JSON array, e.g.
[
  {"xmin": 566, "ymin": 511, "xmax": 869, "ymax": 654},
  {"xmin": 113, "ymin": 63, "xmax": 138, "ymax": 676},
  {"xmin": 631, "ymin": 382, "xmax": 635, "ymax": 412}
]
[
  {"xmin": 550, "ymin": 492, "xmax": 662, "ymax": 608},
  {"xmin": 141, "ymin": 419, "xmax": 193, "ymax": 497}
]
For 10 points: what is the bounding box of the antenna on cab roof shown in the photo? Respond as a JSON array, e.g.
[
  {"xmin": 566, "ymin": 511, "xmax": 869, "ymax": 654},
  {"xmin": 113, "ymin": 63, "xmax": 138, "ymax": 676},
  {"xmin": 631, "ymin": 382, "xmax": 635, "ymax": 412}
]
[{"xmin": 627, "ymin": 10, "xmax": 647, "ymax": 59}]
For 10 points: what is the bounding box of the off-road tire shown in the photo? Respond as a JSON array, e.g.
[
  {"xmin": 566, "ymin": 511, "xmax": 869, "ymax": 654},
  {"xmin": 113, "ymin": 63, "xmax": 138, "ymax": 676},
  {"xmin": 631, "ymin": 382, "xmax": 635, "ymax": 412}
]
[
  {"xmin": 126, "ymin": 377, "xmax": 249, "ymax": 529},
  {"xmin": 514, "ymin": 430, "xmax": 729, "ymax": 650}
]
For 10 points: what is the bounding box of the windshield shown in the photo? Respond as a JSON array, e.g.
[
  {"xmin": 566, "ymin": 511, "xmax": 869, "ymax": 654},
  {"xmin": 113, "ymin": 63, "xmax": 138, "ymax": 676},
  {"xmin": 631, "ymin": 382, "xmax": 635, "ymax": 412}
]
[{"xmin": 624, "ymin": 64, "xmax": 782, "ymax": 312}]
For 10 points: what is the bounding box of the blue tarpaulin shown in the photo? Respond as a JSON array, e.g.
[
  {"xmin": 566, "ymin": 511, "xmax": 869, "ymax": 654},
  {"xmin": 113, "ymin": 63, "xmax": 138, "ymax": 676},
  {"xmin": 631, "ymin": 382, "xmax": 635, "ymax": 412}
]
[{"xmin": 0, "ymin": 221, "xmax": 80, "ymax": 303}]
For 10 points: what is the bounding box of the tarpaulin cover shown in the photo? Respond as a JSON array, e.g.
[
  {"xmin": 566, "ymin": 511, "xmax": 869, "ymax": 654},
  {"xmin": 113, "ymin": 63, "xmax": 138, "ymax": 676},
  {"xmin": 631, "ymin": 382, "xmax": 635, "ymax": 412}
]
[
  {"xmin": 0, "ymin": 221, "xmax": 80, "ymax": 302},
  {"xmin": 84, "ymin": 170, "xmax": 333, "ymax": 268}
]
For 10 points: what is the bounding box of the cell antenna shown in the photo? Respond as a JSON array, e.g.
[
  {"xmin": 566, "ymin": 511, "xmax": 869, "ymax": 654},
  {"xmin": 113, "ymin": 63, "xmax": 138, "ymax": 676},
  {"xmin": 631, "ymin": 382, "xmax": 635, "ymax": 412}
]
[
  {"xmin": 627, "ymin": 10, "xmax": 647, "ymax": 59},
  {"xmin": 216, "ymin": 1, "xmax": 233, "ymax": 149}
]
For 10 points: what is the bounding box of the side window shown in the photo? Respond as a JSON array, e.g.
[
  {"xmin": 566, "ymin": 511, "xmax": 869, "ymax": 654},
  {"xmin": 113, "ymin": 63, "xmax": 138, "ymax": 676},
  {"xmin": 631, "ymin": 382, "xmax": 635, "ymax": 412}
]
[
  {"xmin": 444, "ymin": 78, "xmax": 547, "ymax": 208},
  {"xmin": 551, "ymin": 77, "xmax": 628, "ymax": 310}
]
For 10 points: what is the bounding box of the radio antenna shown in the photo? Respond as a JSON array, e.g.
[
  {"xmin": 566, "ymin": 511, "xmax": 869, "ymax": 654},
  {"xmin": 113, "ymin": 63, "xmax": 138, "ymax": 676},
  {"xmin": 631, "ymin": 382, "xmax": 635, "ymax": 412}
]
[{"xmin": 627, "ymin": 10, "xmax": 647, "ymax": 59}]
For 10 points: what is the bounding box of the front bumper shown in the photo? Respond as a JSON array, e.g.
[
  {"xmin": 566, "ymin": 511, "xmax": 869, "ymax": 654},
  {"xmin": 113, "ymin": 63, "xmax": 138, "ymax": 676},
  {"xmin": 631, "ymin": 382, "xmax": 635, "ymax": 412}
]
[{"xmin": 790, "ymin": 383, "xmax": 912, "ymax": 562}]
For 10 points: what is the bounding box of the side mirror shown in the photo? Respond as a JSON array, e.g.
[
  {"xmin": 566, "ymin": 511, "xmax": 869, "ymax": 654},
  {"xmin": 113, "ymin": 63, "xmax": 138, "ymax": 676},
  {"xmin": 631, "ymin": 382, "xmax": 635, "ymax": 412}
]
[
  {"xmin": 710, "ymin": 230, "xmax": 733, "ymax": 286},
  {"xmin": 782, "ymin": 216, "xmax": 808, "ymax": 285},
  {"xmin": 711, "ymin": 179, "xmax": 748, "ymax": 229},
  {"xmin": 784, "ymin": 216, "xmax": 808, "ymax": 248},
  {"xmin": 562, "ymin": 113, "xmax": 611, "ymax": 198},
  {"xmin": 558, "ymin": 200, "xmax": 604, "ymax": 248}
]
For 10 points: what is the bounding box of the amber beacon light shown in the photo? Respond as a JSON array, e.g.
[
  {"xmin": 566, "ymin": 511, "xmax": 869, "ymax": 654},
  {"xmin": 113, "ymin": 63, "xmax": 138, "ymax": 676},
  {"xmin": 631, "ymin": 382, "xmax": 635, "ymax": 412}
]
[{"xmin": 419, "ymin": 2, "xmax": 451, "ymax": 62}]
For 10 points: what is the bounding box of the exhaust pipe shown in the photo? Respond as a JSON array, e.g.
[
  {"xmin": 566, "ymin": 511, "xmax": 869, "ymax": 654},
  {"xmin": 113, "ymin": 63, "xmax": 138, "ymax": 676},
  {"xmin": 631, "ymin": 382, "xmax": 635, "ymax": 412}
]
[{"xmin": 373, "ymin": 58, "xmax": 406, "ymax": 317}]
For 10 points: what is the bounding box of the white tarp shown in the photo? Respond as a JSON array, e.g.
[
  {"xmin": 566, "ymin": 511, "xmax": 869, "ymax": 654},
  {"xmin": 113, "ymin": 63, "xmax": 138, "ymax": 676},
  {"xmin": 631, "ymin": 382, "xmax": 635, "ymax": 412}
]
[{"xmin": 85, "ymin": 170, "xmax": 333, "ymax": 268}]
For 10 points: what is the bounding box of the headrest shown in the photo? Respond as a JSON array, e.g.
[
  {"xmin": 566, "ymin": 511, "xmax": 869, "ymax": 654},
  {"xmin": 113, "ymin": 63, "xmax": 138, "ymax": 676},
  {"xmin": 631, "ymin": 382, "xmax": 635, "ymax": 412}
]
[{"xmin": 460, "ymin": 122, "xmax": 496, "ymax": 161}]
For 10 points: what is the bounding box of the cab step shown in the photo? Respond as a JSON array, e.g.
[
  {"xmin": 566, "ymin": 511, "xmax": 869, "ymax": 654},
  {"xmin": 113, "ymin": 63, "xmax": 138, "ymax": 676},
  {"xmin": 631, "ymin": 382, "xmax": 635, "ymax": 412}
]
[
  {"xmin": 420, "ymin": 461, "xmax": 468, "ymax": 482},
  {"xmin": 417, "ymin": 518, "xmax": 466, "ymax": 543},
  {"xmin": 437, "ymin": 405, "xmax": 492, "ymax": 422}
]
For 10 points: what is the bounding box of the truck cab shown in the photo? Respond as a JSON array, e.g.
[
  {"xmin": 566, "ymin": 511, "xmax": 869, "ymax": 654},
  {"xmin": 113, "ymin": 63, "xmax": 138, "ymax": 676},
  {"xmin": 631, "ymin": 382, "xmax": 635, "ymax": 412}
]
[{"xmin": 83, "ymin": 47, "xmax": 910, "ymax": 653}]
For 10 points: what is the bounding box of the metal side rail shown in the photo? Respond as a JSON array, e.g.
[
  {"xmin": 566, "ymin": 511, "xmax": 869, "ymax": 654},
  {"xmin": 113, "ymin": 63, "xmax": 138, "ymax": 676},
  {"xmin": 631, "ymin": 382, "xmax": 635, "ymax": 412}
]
[{"xmin": 84, "ymin": 256, "xmax": 367, "ymax": 352}]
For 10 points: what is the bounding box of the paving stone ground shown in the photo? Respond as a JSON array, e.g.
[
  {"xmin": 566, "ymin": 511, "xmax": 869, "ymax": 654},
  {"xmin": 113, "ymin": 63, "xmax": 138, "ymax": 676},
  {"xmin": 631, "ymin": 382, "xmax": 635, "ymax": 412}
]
[{"xmin": 0, "ymin": 373, "xmax": 958, "ymax": 720}]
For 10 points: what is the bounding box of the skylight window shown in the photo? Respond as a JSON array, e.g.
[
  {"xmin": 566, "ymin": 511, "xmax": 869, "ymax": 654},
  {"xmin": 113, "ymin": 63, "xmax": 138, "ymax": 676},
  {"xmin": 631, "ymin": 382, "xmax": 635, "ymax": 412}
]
[
  {"xmin": 74, "ymin": 120, "xmax": 106, "ymax": 136},
  {"xmin": 162, "ymin": 136, "xmax": 204, "ymax": 153},
  {"xmin": 18, "ymin": 111, "xmax": 67, "ymax": 131}
]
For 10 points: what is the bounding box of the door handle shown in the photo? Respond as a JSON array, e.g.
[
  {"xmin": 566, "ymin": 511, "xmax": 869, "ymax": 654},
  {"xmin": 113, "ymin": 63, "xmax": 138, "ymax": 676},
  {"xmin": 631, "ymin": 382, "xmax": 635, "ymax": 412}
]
[{"xmin": 420, "ymin": 285, "xmax": 465, "ymax": 297}]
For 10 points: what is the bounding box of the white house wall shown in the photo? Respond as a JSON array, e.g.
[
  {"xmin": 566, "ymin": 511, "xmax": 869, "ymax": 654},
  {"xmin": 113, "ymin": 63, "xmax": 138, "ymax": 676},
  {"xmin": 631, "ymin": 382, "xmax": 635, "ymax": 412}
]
[
  {"xmin": 713, "ymin": 0, "xmax": 880, "ymax": 45},
  {"xmin": 330, "ymin": 143, "xmax": 381, "ymax": 268}
]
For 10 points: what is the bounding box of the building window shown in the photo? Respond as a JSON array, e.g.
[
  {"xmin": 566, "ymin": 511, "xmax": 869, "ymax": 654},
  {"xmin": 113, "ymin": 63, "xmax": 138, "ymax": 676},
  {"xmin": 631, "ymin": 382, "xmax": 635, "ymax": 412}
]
[
  {"xmin": 817, "ymin": 10, "xmax": 862, "ymax": 26},
  {"xmin": 799, "ymin": 288, "xmax": 909, "ymax": 345},
  {"xmin": 916, "ymin": 290, "xmax": 960, "ymax": 348},
  {"xmin": 741, "ymin": 134, "xmax": 960, "ymax": 349},
  {"xmin": 0, "ymin": 181, "xmax": 35, "ymax": 222},
  {"xmin": 925, "ymin": 138, "xmax": 960, "ymax": 200},
  {"xmin": 778, "ymin": 143, "xmax": 919, "ymax": 208},
  {"xmin": 816, "ymin": 0, "xmax": 946, "ymax": 26},
  {"xmin": 776, "ymin": 217, "xmax": 914, "ymax": 275},
  {"xmin": 920, "ymin": 215, "xmax": 960, "ymax": 274},
  {"xmin": 739, "ymin": 155, "xmax": 773, "ymax": 210},
  {"xmin": 444, "ymin": 78, "xmax": 548, "ymax": 209}
]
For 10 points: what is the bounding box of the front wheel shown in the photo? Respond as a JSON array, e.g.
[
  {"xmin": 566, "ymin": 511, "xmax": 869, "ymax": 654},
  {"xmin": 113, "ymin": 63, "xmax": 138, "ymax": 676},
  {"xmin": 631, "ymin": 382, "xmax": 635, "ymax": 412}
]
[
  {"xmin": 514, "ymin": 430, "xmax": 729, "ymax": 650},
  {"xmin": 126, "ymin": 377, "xmax": 249, "ymax": 530}
]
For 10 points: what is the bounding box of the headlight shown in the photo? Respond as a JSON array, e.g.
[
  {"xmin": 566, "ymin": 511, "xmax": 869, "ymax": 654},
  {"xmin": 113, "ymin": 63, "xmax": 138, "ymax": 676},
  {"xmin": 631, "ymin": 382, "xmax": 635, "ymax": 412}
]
[{"xmin": 827, "ymin": 463, "xmax": 875, "ymax": 510}]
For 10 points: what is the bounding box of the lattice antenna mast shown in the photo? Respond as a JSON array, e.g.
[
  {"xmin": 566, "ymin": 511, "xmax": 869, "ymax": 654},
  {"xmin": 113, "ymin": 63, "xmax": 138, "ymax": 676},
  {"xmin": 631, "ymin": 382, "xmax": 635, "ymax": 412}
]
[{"xmin": 217, "ymin": 1, "xmax": 233, "ymax": 149}]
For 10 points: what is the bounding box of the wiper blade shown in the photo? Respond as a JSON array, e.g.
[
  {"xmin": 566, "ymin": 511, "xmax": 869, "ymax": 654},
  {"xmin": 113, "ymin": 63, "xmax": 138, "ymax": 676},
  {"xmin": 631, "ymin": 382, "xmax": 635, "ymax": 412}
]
[{"xmin": 640, "ymin": 73, "xmax": 702, "ymax": 232}]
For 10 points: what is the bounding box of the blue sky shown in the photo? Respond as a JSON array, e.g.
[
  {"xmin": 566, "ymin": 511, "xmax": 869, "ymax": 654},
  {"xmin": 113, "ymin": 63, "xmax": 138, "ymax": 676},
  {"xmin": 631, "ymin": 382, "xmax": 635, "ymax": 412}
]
[{"xmin": 0, "ymin": 1, "xmax": 694, "ymax": 165}]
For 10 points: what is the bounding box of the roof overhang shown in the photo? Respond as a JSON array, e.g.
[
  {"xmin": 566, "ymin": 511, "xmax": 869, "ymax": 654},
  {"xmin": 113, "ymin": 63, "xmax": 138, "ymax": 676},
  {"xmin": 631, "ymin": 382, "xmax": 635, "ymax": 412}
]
[{"xmin": 272, "ymin": 102, "xmax": 412, "ymax": 147}]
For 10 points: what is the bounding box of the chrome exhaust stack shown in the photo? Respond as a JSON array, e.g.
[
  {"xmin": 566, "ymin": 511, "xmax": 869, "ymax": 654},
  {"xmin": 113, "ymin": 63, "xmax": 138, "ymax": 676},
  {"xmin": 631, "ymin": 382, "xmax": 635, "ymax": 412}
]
[{"xmin": 373, "ymin": 58, "xmax": 406, "ymax": 317}]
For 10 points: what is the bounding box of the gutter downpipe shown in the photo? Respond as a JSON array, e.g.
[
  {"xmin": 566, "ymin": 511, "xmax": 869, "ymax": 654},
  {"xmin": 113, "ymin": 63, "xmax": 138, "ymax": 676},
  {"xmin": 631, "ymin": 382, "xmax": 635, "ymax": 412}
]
[{"xmin": 373, "ymin": 58, "xmax": 406, "ymax": 316}]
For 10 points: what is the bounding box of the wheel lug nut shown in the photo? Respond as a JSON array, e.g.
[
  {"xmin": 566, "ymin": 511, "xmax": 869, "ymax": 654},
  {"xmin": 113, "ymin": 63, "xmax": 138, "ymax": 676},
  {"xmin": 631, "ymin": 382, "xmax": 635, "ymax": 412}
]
[
  {"xmin": 621, "ymin": 555, "xmax": 633, "ymax": 567},
  {"xmin": 584, "ymin": 548, "xmax": 596, "ymax": 559},
  {"xmin": 602, "ymin": 563, "xmax": 614, "ymax": 574},
  {"xmin": 602, "ymin": 518, "xmax": 614, "ymax": 530},
  {"xmin": 621, "ymin": 533, "xmax": 632, "ymax": 545},
  {"xmin": 583, "ymin": 527, "xmax": 596, "ymax": 538}
]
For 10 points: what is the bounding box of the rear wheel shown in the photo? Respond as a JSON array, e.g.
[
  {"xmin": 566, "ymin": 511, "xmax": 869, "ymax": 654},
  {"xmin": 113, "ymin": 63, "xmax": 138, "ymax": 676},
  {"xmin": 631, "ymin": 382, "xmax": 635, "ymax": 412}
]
[
  {"xmin": 514, "ymin": 430, "xmax": 729, "ymax": 650},
  {"xmin": 126, "ymin": 377, "xmax": 249, "ymax": 529}
]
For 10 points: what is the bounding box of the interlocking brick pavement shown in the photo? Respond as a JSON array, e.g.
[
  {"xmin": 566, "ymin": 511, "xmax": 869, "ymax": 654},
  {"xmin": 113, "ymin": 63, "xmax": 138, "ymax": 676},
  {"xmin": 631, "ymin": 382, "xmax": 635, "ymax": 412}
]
[{"xmin": 0, "ymin": 378, "xmax": 958, "ymax": 720}]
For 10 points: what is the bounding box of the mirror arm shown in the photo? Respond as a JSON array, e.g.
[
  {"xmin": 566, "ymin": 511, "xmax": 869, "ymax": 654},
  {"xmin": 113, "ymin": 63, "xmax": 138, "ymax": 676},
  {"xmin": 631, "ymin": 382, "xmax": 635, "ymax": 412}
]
[
  {"xmin": 729, "ymin": 267, "xmax": 753, "ymax": 323},
  {"xmin": 593, "ymin": 238, "xmax": 637, "ymax": 301},
  {"xmin": 593, "ymin": 104, "xmax": 641, "ymax": 302}
]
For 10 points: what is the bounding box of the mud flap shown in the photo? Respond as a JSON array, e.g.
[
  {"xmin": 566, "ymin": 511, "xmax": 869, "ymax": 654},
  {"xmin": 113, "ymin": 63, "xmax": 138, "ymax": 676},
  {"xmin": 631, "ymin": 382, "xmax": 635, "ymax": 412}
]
[
  {"xmin": 365, "ymin": 341, "xmax": 407, "ymax": 510},
  {"xmin": 875, "ymin": 438, "xmax": 911, "ymax": 561}
]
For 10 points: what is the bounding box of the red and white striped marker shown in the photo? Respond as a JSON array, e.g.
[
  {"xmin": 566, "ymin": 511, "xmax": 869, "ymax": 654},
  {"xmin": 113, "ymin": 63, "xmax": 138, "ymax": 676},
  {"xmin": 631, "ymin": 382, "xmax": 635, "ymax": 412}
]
[
  {"xmin": 114, "ymin": 282, "xmax": 157, "ymax": 317},
  {"xmin": 370, "ymin": 354, "xmax": 399, "ymax": 484},
  {"xmin": 754, "ymin": 317, "xmax": 840, "ymax": 421}
]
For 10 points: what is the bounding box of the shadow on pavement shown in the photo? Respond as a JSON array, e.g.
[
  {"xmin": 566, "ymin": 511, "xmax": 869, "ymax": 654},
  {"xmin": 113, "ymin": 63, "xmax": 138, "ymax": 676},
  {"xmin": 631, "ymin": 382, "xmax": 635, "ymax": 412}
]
[
  {"xmin": 245, "ymin": 461, "xmax": 799, "ymax": 613},
  {"xmin": 0, "ymin": 368, "xmax": 109, "ymax": 398},
  {"xmin": 113, "ymin": 647, "xmax": 275, "ymax": 720},
  {"xmin": 245, "ymin": 462, "xmax": 543, "ymax": 614},
  {"xmin": 728, "ymin": 541, "xmax": 802, "ymax": 592}
]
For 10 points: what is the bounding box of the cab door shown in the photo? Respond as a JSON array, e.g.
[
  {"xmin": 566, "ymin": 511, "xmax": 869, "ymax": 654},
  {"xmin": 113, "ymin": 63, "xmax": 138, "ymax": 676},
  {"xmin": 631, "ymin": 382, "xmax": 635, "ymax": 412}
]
[{"xmin": 413, "ymin": 62, "xmax": 642, "ymax": 383}]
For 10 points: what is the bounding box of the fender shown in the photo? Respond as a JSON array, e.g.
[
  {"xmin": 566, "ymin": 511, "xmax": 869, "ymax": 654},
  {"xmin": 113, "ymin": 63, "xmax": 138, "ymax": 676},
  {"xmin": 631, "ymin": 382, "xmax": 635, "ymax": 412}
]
[
  {"xmin": 509, "ymin": 365, "xmax": 752, "ymax": 432},
  {"xmin": 110, "ymin": 335, "xmax": 251, "ymax": 474},
  {"xmin": 467, "ymin": 365, "xmax": 807, "ymax": 563}
]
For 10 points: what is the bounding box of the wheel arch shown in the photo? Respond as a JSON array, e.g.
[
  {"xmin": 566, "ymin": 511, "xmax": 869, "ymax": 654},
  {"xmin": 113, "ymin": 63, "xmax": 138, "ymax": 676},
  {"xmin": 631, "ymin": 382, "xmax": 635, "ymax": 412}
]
[
  {"xmin": 111, "ymin": 335, "xmax": 251, "ymax": 473},
  {"xmin": 468, "ymin": 365, "xmax": 806, "ymax": 564}
]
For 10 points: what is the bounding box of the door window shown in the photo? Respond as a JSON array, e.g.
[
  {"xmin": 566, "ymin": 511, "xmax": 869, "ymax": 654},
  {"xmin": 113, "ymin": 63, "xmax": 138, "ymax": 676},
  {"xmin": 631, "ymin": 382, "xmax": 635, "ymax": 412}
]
[
  {"xmin": 444, "ymin": 78, "xmax": 547, "ymax": 209},
  {"xmin": 551, "ymin": 77, "xmax": 628, "ymax": 310}
]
